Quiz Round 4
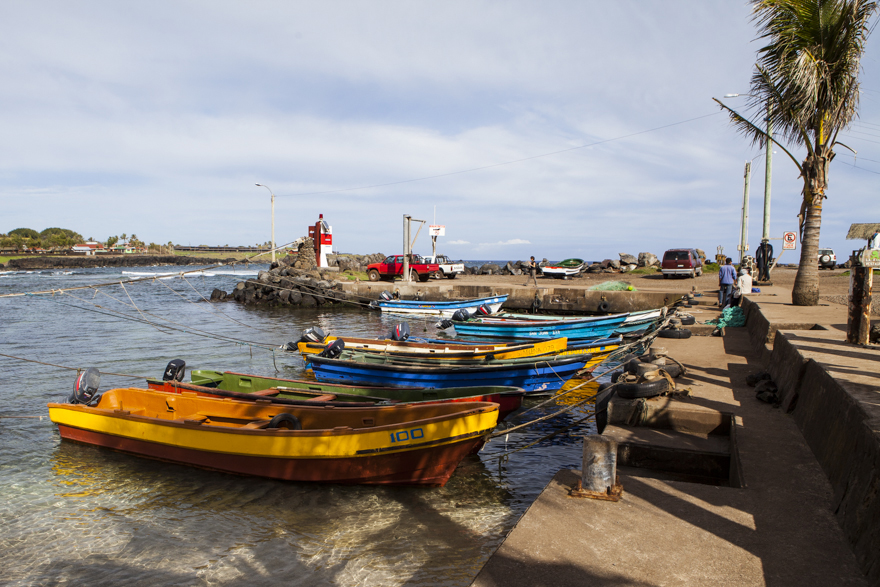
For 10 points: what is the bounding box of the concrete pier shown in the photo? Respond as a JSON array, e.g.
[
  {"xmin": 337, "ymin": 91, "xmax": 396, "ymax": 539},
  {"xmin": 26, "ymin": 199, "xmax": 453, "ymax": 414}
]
[{"xmin": 469, "ymin": 284, "xmax": 879, "ymax": 586}]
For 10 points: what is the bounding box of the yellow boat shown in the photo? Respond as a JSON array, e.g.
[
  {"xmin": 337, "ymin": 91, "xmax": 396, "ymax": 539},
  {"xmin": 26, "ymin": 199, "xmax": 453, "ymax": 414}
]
[
  {"xmin": 295, "ymin": 336, "xmax": 568, "ymax": 361},
  {"xmin": 48, "ymin": 387, "xmax": 498, "ymax": 486}
]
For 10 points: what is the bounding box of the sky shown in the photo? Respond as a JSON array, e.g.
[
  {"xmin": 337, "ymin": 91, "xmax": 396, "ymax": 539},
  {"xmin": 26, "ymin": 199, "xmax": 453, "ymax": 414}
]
[{"xmin": 1, "ymin": 1, "xmax": 878, "ymax": 263}]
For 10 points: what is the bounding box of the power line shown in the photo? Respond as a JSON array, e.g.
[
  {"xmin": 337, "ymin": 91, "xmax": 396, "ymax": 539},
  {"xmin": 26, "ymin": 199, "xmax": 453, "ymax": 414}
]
[{"xmin": 276, "ymin": 112, "xmax": 722, "ymax": 197}]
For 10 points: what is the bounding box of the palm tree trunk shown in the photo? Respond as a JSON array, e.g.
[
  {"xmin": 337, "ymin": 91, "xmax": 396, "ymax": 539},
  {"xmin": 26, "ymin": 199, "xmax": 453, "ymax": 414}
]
[{"xmin": 792, "ymin": 197, "xmax": 822, "ymax": 305}]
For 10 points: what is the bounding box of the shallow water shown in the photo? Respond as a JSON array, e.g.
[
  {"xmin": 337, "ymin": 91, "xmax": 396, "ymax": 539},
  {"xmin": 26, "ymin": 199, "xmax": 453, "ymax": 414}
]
[{"xmin": 0, "ymin": 266, "xmax": 603, "ymax": 586}]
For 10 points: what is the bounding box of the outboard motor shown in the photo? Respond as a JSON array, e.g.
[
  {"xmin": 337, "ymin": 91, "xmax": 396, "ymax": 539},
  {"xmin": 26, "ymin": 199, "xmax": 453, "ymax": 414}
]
[
  {"xmin": 475, "ymin": 304, "xmax": 493, "ymax": 316},
  {"xmin": 299, "ymin": 326, "xmax": 327, "ymax": 344},
  {"xmin": 389, "ymin": 322, "xmax": 410, "ymax": 341},
  {"xmin": 318, "ymin": 339, "xmax": 345, "ymax": 359},
  {"xmin": 70, "ymin": 367, "xmax": 101, "ymax": 405},
  {"xmin": 436, "ymin": 319, "xmax": 454, "ymax": 330},
  {"xmin": 163, "ymin": 359, "xmax": 186, "ymax": 382},
  {"xmin": 451, "ymin": 309, "xmax": 471, "ymax": 322},
  {"xmin": 380, "ymin": 291, "xmax": 393, "ymax": 301}
]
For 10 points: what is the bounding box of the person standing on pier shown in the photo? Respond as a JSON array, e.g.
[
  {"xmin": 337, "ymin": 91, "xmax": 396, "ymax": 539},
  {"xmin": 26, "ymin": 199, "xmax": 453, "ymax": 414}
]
[
  {"xmin": 524, "ymin": 256, "xmax": 538, "ymax": 287},
  {"xmin": 718, "ymin": 257, "xmax": 736, "ymax": 307}
]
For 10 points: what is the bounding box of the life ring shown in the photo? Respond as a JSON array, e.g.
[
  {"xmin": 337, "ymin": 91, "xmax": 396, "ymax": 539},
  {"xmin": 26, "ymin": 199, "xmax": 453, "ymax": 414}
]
[{"xmin": 267, "ymin": 413, "xmax": 302, "ymax": 430}]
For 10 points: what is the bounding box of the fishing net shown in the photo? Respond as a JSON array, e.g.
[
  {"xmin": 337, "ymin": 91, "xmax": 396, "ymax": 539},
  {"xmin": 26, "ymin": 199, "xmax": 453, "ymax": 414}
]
[
  {"xmin": 588, "ymin": 281, "xmax": 636, "ymax": 292},
  {"xmin": 707, "ymin": 306, "xmax": 746, "ymax": 328}
]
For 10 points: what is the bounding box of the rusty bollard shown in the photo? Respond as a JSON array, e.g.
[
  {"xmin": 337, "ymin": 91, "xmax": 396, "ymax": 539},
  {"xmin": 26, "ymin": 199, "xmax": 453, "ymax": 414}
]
[{"xmin": 570, "ymin": 435, "xmax": 623, "ymax": 501}]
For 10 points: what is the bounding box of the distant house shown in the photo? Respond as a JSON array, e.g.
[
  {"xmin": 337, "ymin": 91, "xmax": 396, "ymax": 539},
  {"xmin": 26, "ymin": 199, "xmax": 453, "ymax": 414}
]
[{"xmin": 71, "ymin": 242, "xmax": 106, "ymax": 256}]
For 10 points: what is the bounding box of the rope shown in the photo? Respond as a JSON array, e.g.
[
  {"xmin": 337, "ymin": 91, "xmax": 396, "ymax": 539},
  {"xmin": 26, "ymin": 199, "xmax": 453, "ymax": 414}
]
[{"xmin": 0, "ymin": 352, "xmax": 149, "ymax": 379}]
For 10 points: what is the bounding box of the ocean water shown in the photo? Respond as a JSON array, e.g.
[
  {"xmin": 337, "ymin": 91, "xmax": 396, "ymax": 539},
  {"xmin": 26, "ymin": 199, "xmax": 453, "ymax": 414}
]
[{"xmin": 0, "ymin": 266, "xmax": 603, "ymax": 586}]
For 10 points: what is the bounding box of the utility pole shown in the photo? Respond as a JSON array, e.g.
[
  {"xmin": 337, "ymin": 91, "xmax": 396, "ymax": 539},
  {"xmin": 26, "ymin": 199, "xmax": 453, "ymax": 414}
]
[
  {"xmin": 403, "ymin": 215, "xmax": 411, "ymax": 283},
  {"xmin": 761, "ymin": 105, "xmax": 773, "ymax": 242},
  {"xmin": 740, "ymin": 161, "xmax": 751, "ymax": 265}
]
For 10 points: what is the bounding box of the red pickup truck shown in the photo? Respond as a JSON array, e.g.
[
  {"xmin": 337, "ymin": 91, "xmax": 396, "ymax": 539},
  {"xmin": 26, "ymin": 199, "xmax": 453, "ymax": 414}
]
[{"xmin": 367, "ymin": 255, "xmax": 440, "ymax": 282}]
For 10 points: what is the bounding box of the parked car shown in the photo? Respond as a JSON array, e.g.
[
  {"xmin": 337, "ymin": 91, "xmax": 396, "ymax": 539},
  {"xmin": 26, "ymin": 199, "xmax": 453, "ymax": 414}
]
[
  {"xmin": 366, "ymin": 255, "xmax": 440, "ymax": 282},
  {"xmin": 423, "ymin": 254, "xmax": 465, "ymax": 279},
  {"xmin": 661, "ymin": 248, "xmax": 703, "ymax": 278},
  {"xmin": 818, "ymin": 248, "xmax": 837, "ymax": 270}
]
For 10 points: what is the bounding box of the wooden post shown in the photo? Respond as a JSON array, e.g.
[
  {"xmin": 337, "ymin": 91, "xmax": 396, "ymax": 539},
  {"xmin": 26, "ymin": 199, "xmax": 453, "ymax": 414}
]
[
  {"xmin": 847, "ymin": 257, "xmax": 872, "ymax": 345},
  {"xmin": 581, "ymin": 435, "xmax": 618, "ymax": 493}
]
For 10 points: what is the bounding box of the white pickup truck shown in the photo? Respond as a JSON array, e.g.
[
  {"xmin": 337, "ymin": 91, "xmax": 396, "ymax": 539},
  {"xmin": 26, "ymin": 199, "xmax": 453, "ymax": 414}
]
[{"xmin": 424, "ymin": 255, "xmax": 465, "ymax": 279}]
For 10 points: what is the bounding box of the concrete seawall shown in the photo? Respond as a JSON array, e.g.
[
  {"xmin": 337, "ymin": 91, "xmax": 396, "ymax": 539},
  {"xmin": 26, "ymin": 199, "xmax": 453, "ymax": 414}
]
[
  {"xmin": 744, "ymin": 295, "xmax": 880, "ymax": 581},
  {"xmin": 343, "ymin": 281, "xmax": 685, "ymax": 314}
]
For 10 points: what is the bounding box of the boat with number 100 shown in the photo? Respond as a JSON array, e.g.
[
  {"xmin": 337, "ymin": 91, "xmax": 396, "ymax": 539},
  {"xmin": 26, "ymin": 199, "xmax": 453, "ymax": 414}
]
[{"xmin": 48, "ymin": 386, "xmax": 498, "ymax": 486}]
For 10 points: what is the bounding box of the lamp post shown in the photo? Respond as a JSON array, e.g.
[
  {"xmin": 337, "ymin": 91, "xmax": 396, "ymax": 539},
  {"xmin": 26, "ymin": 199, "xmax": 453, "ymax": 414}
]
[{"xmin": 255, "ymin": 183, "xmax": 275, "ymax": 263}]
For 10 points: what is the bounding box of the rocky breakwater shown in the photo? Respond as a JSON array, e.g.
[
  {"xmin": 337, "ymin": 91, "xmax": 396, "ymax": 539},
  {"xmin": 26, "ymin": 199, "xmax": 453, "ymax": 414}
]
[
  {"xmin": 5, "ymin": 254, "xmax": 233, "ymax": 271},
  {"xmin": 460, "ymin": 251, "xmax": 674, "ymax": 277},
  {"xmin": 220, "ymin": 238, "xmax": 359, "ymax": 308}
]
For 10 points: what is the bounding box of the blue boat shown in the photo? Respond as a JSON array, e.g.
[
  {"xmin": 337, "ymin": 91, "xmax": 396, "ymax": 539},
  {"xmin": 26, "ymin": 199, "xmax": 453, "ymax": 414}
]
[
  {"xmin": 372, "ymin": 294, "xmax": 508, "ymax": 317},
  {"xmin": 450, "ymin": 313, "xmax": 628, "ymax": 340},
  {"xmin": 306, "ymin": 354, "xmax": 588, "ymax": 394}
]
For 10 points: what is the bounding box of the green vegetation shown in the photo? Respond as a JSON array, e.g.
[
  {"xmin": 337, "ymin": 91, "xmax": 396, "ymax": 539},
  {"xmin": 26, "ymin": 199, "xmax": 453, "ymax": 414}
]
[
  {"xmin": 0, "ymin": 256, "xmax": 25, "ymax": 265},
  {"xmin": 702, "ymin": 263, "xmax": 720, "ymax": 274},
  {"xmin": 628, "ymin": 267, "xmax": 659, "ymax": 275}
]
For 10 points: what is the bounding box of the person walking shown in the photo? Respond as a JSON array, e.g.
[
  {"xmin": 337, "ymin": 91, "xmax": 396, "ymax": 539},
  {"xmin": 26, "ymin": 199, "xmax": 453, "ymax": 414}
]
[
  {"xmin": 718, "ymin": 257, "xmax": 737, "ymax": 307},
  {"xmin": 524, "ymin": 256, "xmax": 538, "ymax": 286},
  {"xmin": 731, "ymin": 268, "xmax": 752, "ymax": 308}
]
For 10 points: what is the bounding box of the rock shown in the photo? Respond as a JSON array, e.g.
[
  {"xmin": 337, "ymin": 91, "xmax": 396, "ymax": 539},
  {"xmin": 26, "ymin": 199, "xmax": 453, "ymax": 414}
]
[
  {"xmin": 587, "ymin": 263, "xmax": 602, "ymax": 273},
  {"xmin": 480, "ymin": 263, "xmax": 502, "ymax": 275},
  {"xmin": 235, "ymin": 282, "xmax": 246, "ymax": 291},
  {"xmin": 609, "ymin": 259, "xmax": 621, "ymax": 269},
  {"xmin": 289, "ymin": 290, "xmax": 302, "ymax": 304},
  {"xmin": 210, "ymin": 288, "xmax": 227, "ymax": 301},
  {"xmin": 754, "ymin": 379, "xmax": 779, "ymax": 404},
  {"xmin": 746, "ymin": 371, "xmax": 772, "ymax": 386},
  {"xmin": 300, "ymin": 294, "xmax": 317, "ymax": 307},
  {"xmin": 258, "ymin": 270, "xmax": 271, "ymax": 283},
  {"xmin": 638, "ymin": 252, "xmax": 659, "ymax": 267},
  {"xmin": 278, "ymin": 289, "xmax": 291, "ymax": 303},
  {"xmin": 619, "ymin": 253, "xmax": 638, "ymax": 265},
  {"xmin": 870, "ymin": 324, "xmax": 880, "ymax": 344},
  {"xmin": 600, "ymin": 259, "xmax": 611, "ymax": 269}
]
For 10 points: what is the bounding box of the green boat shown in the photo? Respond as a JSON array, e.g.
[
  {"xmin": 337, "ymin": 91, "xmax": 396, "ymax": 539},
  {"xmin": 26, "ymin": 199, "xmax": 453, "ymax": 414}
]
[{"xmin": 146, "ymin": 369, "xmax": 526, "ymax": 420}]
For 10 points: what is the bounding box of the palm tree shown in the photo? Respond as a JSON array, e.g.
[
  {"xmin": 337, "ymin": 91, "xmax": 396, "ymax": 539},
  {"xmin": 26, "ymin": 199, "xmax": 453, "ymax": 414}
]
[{"xmin": 716, "ymin": 0, "xmax": 877, "ymax": 306}]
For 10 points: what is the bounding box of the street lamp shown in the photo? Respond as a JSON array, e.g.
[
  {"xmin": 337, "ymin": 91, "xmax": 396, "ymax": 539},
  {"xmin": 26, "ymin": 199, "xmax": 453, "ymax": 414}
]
[{"xmin": 255, "ymin": 183, "xmax": 275, "ymax": 263}]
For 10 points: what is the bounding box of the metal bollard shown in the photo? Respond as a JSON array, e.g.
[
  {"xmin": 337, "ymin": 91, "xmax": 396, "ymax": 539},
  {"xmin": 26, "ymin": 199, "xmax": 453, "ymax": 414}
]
[{"xmin": 571, "ymin": 435, "xmax": 623, "ymax": 501}]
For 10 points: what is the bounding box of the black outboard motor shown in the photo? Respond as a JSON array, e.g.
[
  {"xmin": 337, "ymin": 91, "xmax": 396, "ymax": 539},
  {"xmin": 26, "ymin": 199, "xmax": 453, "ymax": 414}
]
[
  {"xmin": 380, "ymin": 291, "xmax": 393, "ymax": 301},
  {"xmin": 163, "ymin": 359, "xmax": 186, "ymax": 382},
  {"xmin": 389, "ymin": 322, "xmax": 410, "ymax": 341},
  {"xmin": 451, "ymin": 309, "xmax": 471, "ymax": 322},
  {"xmin": 70, "ymin": 367, "xmax": 101, "ymax": 405},
  {"xmin": 475, "ymin": 304, "xmax": 493, "ymax": 316},
  {"xmin": 318, "ymin": 339, "xmax": 345, "ymax": 358},
  {"xmin": 436, "ymin": 319, "xmax": 454, "ymax": 330},
  {"xmin": 299, "ymin": 326, "xmax": 327, "ymax": 344}
]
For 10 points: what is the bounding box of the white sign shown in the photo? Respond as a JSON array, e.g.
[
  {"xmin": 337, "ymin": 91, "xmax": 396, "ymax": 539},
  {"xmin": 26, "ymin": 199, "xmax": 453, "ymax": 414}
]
[
  {"xmin": 429, "ymin": 225, "xmax": 445, "ymax": 237},
  {"xmin": 782, "ymin": 231, "xmax": 797, "ymax": 250}
]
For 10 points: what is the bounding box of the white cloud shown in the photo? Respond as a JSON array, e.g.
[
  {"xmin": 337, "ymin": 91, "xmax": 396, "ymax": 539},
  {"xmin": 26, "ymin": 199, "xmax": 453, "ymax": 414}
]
[
  {"xmin": 0, "ymin": 1, "xmax": 877, "ymax": 261},
  {"xmin": 478, "ymin": 239, "xmax": 531, "ymax": 247}
]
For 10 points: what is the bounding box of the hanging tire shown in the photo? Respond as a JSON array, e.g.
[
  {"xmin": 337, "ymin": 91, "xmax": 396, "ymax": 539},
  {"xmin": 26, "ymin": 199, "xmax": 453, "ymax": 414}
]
[
  {"xmin": 267, "ymin": 413, "xmax": 302, "ymax": 430},
  {"xmin": 658, "ymin": 328, "xmax": 692, "ymax": 339},
  {"xmin": 616, "ymin": 377, "xmax": 669, "ymax": 399},
  {"xmin": 598, "ymin": 301, "xmax": 610, "ymax": 312},
  {"xmin": 679, "ymin": 315, "xmax": 696, "ymax": 325},
  {"xmin": 368, "ymin": 269, "xmax": 381, "ymax": 282}
]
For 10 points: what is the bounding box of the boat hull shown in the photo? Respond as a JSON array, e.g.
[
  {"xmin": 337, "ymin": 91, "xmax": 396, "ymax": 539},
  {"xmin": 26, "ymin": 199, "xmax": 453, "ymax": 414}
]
[
  {"xmin": 376, "ymin": 295, "xmax": 507, "ymax": 317},
  {"xmin": 48, "ymin": 391, "xmax": 498, "ymax": 486},
  {"xmin": 452, "ymin": 314, "xmax": 627, "ymax": 340},
  {"xmin": 296, "ymin": 336, "xmax": 567, "ymax": 360},
  {"xmin": 306, "ymin": 355, "xmax": 587, "ymax": 394}
]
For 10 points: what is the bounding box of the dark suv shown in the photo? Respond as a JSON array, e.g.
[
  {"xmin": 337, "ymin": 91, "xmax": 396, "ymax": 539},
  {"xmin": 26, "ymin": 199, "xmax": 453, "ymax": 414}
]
[{"xmin": 661, "ymin": 248, "xmax": 703, "ymax": 278}]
